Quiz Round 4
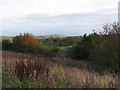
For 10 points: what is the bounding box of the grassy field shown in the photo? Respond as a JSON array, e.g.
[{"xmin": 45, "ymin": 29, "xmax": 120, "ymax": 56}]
[{"xmin": 2, "ymin": 51, "xmax": 120, "ymax": 88}]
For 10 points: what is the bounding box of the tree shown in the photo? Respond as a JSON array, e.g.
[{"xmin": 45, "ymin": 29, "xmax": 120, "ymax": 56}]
[
  {"xmin": 89, "ymin": 22, "xmax": 120, "ymax": 73},
  {"xmin": 101, "ymin": 23, "xmax": 120, "ymax": 64}
]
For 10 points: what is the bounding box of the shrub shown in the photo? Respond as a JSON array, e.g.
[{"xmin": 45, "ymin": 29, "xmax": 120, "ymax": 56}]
[
  {"xmin": 13, "ymin": 33, "xmax": 45, "ymax": 54},
  {"xmin": 69, "ymin": 45, "xmax": 89, "ymax": 60},
  {"xmin": 40, "ymin": 46, "xmax": 60, "ymax": 57},
  {"xmin": 2, "ymin": 39, "xmax": 13, "ymax": 50},
  {"xmin": 50, "ymin": 47, "xmax": 60, "ymax": 56},
  {"xmin": 68, "ymin": 34, "xmax": 95, "ymax": 60}
]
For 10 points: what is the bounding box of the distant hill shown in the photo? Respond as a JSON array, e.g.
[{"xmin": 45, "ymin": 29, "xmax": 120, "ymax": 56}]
[
  {"xmin": 45, "ymin": 34, "xmax": 65, "ymax": 37},
  {"xmin": 36, "ymin": 34, "xmax": 66, "ymax": 39}
]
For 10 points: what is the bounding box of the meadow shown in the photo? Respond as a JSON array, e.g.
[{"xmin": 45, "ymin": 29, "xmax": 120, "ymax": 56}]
[{"xmin": 2, "ymin": 51, "xmax": 120, "ymax": 88}]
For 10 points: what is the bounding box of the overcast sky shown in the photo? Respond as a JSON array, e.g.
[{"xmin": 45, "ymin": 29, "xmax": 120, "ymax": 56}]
[{"xmin": 0, "ymin": 0, "xmax": 119, "ymax": 36}]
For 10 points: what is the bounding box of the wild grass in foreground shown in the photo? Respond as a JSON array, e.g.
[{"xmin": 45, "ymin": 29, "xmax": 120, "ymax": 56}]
[{"xmin": 2, "ymin": 51, "xmax": 120, "ymax": 88}]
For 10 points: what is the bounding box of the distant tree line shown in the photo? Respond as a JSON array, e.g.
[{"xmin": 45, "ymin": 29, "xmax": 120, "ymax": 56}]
[{"xmin": 36, "ymin": 36, "xmax": 81, "ymax": 47}]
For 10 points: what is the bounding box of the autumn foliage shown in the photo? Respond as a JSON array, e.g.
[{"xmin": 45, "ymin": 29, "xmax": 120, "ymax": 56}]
[{"xmin": 13, "ymin": 33, "xmax": 45, "ymax": 53}]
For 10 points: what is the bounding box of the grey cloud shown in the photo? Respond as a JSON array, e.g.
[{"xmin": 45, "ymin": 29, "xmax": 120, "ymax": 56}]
[{"xmin": 1, "ymin": 8, "xmax": 117, "ymax": 36}]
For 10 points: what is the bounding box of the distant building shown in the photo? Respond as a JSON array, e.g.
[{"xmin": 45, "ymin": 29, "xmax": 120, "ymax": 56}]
[{"xmin": 118, "ymin": 1, "xmax": 120, "ymax": 23}]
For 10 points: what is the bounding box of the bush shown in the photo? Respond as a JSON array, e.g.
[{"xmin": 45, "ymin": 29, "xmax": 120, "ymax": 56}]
[
  {"xmin": 13, "ymin": 33, "xmax": 45, "ymax": 54},
  {"xmin": 68, "ymin": 34, "xmax": 95, "ymax": 60},
  {"xmin": 40, "ymin": 46, "xmax": 60, "ymax": 57},
  {"xmin": 50, "ymin": 47, "xmax": 60, "ymax": 56},
  {"xmin": 69, "ymin": 45, "xmax": 90, "ymax": 60},
  {"xmin": 2, "ymin": 39, "xmax": 13, "ymax": 50}
]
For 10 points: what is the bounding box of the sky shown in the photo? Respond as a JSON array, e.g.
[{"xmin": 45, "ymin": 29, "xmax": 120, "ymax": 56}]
[{"xmin": 0, "ymin": 0, "xmax": 119, "ymax": 36}]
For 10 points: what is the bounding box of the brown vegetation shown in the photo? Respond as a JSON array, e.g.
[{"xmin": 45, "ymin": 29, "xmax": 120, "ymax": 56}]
[{"xmin": 2, "ymin": 51, "xmax": 120, "ymax": 88}]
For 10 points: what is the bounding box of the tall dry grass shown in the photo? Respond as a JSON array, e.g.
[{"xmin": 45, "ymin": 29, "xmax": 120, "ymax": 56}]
[{"xmin": 2, "ymin": 51, "xmax": 120, "ymax": 88}]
